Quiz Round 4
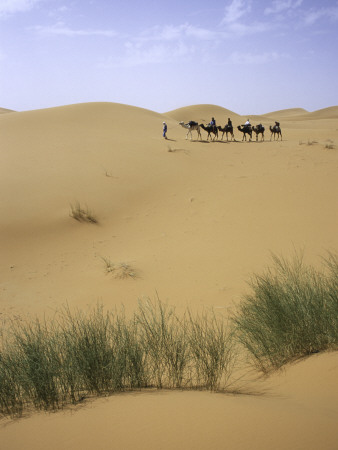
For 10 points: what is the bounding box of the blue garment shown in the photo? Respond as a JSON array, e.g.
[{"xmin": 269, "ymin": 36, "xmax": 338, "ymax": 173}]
[{"xmin": 163, "ymin": 123, "xmax": 167, "ymax": 137}]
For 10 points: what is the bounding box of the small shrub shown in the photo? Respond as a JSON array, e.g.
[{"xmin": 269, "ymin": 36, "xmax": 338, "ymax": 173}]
[
  {"xmin": 70, "ymin": 202, "xmax": 97, "ymax": 223},
  {"xmin": 101, "ymin": 257, "xmax": 137, "ymax": 279},
  {"xmin": 299, "ymin": 140, "xmax": 318, "ymax": 146},
  {"xmin": 325, "ymin": 143, "xmax": 335, "ymax": 150}
]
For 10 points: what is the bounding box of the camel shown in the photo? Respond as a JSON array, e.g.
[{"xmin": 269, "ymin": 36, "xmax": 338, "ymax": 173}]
[
  {"xmin": 252, "ymin": 124, "xmax": 265, "ymax": 141},
  {"xmin": 200, "ymin": 123, "xmax": 218, "ymax": 141},
  {"xmin": 270, "ymin": 124, "xmax": 282, "ymax": 141},
  {"xmin": 237, "ymin": 125, "xmax": 252, "ymax": 141},
  {"xmin": 217, "ymin": 124, "xmax": 234, "ymax": 141},
  {"xmin": 179, "ymin": 121, "xmax": 202, "ymax": 140}
]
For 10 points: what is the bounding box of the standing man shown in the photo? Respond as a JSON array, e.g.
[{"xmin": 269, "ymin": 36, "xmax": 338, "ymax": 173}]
[{"xmin": 163, "ymin": 121, "xmax": 168, "ymax": 139}]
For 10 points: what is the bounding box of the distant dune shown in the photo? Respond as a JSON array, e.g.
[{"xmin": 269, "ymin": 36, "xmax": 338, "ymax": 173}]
[
  {"xmin": 0, "ymin": 107, "xmax": 15, "ymax": 114},
  {"xmin": 263, "ymin": 106, "xmax": 338, "ymax": 122},
  {"xmin": 263, "ymin": 107, "xmax": 309, "ymax": 118},
  {"xmin": 165, "ymin": 103, "xmax": 242, "ymax": 124},
  {"xmin": 164, "ymin": 103, "xmax": 338, "ymax": 126},
  {"xmin": 307, "ymin": 105, "xmax": 338, "ymax": 119}
]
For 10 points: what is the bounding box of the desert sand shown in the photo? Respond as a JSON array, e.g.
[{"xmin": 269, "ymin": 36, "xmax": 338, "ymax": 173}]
[{"xmin": 1, "ymin": 102, "xmax": 338, "ymax": 449}]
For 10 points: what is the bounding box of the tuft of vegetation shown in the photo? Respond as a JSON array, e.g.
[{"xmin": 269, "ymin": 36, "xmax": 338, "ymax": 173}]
[
  {"xmin": 232, "ymin": 252, "xmax": 338, "ymax": 373},
  {"xmin": 0, "ymin": 301, "xmax": 236, "ymax": 417},
  {"xmin": 299, "ymin": 140, "xmax": 319, "ymax": 146},
  {"xmin": 101, "ymin": 257, "xmax": 137, "ymax": 279},
  {"xmin": 1, "ymin": 252, "xmax": 337, "ymax": 417},
  {"xmin": 70, "ymin": 202, "xmax": 97, "ymax": 223},
  {"xmin": 188, "ymin": 309, "xmax": 235, "ymax": 390},
  {"xmin": 325, "ymin": 143, "xmax": 336, "ymax": 150}
]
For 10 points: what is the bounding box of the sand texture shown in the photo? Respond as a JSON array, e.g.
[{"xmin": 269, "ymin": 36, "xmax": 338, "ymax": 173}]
[{"xmin": 1, "ymin": 102, "xmax": 338, "ymax": 449}]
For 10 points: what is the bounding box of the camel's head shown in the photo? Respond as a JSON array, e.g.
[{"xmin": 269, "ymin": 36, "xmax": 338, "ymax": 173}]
[{"xmin": 179, "ymin": 121, "xmax": 184, "ymax": 125}]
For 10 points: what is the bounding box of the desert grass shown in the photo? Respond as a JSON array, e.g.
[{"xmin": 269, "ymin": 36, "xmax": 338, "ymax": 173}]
[
  {"xmin": 188, "ymin": 309, "xmax": 236, "ymax": 390},
  {"xmin": 299, "ymin": 140, "xmax": 319, "ymax": 146},
  {"xmin": 0, "ymin": 301, "xmax": 236, "ymax": 417},
  {"xmin": 232, "ymin": 252, "xmax": 338, "ymax": 373},
  {"xmin": 101, "ymin": 257, "xmax": 137, "ymax": 279},
  {"xmin": 1, "ymin": 252, "xmax": 337, "ymax": 417},
  {"xmin": 69, "ymin": 201, "xmax": 97, "ymax": 223},
  {"xmin": 325, "ymin": 143, "xmax": 336, "ymax": 150}
]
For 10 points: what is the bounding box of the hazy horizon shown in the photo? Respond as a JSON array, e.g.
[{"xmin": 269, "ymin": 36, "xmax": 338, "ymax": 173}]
[{"xmin": 1, "ymin": 0, "xmax": 338, "ymax": 115}]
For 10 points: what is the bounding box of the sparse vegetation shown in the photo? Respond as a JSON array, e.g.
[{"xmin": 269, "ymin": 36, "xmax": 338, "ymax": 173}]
[
  {"xmin": 299, "ymin": 140, "xmax": 319, "ymax": 146},
  {"xmin": 1, "ymin": 252, "xmax": 337, "ymax": 417},
  {"xmin": 232, "ymin": 252, "xmax": 338, "ymax": 373},
  {"xmin": 325, "ymin": 143, "xmax": 336, "ymax": 150},
  {"xmin": 70, "ymin": 202, "xmax": 97, "ymax": 223},
  {"xmin": 0, "ymin": 300, "xmax": 236, "ymax": 417},
  {"xmin": 167, "ymin": 145, "xmax": 189, "ymax": 154},
  {"xmin": 101, "ymin": 257, "xmax": 137, "ymax": 279}
]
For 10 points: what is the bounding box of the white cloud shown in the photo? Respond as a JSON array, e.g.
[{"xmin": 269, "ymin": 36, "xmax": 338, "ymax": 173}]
[
  {"xmin": 225, "ymin": 21, "xmax": 271, "ymax": 36},
  {"xmin": 222, "ymin": 0, "xmax": 252, "ymax": 24},
  {"xmin": 264, "ymin": 0, "xmax": 303, "ymax": 16},
  {"xmin": 303, "ymin": 6, "xmax": 338, "ymax": 26},
  {"xmin": 47, "ymin": 5, "xmax": 70, "ymax": 18},
  {"xmin": 33, "ymin": 22, "xmax": 118, "ymax": 38},
  {"xmin": 228, "ymin": 51, "xmax": 282, "ymax": 64},
  {"xmin": 137, "ymin": 24, "xmax": 220, "ymax": 43},
  {"xmin": 99, "ymin": 41, "xmax": 194, "ymax": 68},
  {"xmin": 0, "ymin": 0, "xmax": 44, "ymax": 17},
  {"xmin": 221, "ymin": 0, "xmax": 271, "ymax": 37}
]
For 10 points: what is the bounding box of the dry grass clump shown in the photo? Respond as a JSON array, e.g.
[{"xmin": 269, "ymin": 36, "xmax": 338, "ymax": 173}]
[
  {"xmin": 167, "ymin": 145, "xmax": 189, "ymax": 154},
  {"xmin": 70, "ymin": 202, "xmax": 97, "ymax": 223},
  {"xmin": 324, "ymin": 143, "xmax": 336, "ymax": 150},
  {"xmin": 101, "ymin": 257, "xmax": 137, "ymax": 279},
  {"xmin": 232, "ymin": 252, "xmax": 338, "ymax": 373},
  {"xmin": 299, "ymin": 139, "xmax": 319, "ymax": 146}
]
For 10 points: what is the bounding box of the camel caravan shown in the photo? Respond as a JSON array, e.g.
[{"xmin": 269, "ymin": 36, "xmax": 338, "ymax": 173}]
[{"xmin": 179, "ymin": 118, "xmax": 282, "ymax": 142}]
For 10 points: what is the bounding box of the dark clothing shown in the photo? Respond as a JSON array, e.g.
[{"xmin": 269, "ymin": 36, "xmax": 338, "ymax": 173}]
[{"xmin": 163, "ymin": 123, "xmax": 167, "ymax": 138}]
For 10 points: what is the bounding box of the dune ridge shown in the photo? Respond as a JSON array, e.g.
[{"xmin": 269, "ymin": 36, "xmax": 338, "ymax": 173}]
[{"xmin": 0, "ymin": 107, "xmax": 15, "ymax": 114}]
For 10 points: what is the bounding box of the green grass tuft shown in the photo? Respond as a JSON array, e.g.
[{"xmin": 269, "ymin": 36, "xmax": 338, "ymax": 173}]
[
  {"xmin": 0, "ymin": 301, "xmax": 236, "ymax": 417},
  {"xmin": 232, "ymin": 252, "xmax": 338, "ymax": 372}
]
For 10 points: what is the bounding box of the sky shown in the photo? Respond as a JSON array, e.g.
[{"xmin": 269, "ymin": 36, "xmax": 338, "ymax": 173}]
[{"xmin": 1, "ymin": 0, "xmax": 338, "ymax": 114}]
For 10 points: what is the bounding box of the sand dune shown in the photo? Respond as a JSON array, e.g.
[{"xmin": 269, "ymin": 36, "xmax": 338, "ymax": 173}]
[
  {"xmin": 165, "ymin": 103, "xmax": 242, "ymax": 124},
  {"xmin": 0, "ymin": 107, "xmax": 14, "ymax": 114},
  {"xmin": 1, "ymin": 101, "xmax": 338, "ymax": 449},
  {"xmin": 1, "ymin": 101, "xmax": 337, "ymax": 317},
  {"xmin": 263, "ymin": 107, "xmax": 309, "ymax": 118},
  {"xmin": 1, "ymin": 352, "xmax": 337, "ymax": 450},
  {"xmin": 307, "ymin": 105, "xmax": 338, "ymax": 119}
]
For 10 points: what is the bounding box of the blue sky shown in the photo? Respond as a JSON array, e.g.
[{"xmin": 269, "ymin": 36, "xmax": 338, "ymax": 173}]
[{"xmin": 1, "ymin": 0, "xmax": 338, "ymax": 114}]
